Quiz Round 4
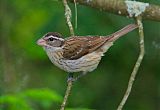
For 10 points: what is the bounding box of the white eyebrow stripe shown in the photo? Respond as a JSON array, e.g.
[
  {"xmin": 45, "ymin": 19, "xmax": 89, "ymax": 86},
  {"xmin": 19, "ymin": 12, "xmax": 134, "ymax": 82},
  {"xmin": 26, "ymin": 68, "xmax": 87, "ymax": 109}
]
[
  {"xmin": 46, "ymin": 35, "xmax": 64, "ymax": 41},
  {"xmin": 52, "ymin": 36, "xmax": 64, "ymax": 41}
]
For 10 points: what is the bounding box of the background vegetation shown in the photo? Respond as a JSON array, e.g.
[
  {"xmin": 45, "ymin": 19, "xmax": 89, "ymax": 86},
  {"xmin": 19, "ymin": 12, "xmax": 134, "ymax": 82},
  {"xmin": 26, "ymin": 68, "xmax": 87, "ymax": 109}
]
[{"xmin": 0, "ymin": 0, "xmax": 160, "ymax": 110}]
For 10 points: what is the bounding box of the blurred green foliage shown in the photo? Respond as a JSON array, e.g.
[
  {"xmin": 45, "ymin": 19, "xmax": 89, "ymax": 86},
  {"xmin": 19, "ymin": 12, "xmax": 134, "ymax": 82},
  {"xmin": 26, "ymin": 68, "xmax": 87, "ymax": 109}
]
[
  {"xmin": 0, "ymin": 0, "xmax": 160, "ymax": 110},
  {"xmin": 0, "ymin": 89, "xmax": 62, "ymax": 110}
]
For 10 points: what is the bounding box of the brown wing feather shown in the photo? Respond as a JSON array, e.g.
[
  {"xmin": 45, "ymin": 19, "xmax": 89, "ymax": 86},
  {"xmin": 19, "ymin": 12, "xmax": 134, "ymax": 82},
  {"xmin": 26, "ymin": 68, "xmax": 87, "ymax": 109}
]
[
  {"xmin": 62, "ymin": 24, "xmax": 138, "ymax": 60},
  {"xmin": 62, "ymin": 36, "xmax": 109, "ymax": 60},
  {"xmin": 87, "ymin": 36, "xmax": 108, "ymax": 52}
]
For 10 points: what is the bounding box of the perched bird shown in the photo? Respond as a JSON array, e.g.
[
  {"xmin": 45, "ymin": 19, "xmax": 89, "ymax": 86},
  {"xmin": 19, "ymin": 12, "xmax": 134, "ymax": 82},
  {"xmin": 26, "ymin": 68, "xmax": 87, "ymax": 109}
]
[{"xmin": 37, "ymin": 24, "xmax": 138, "ymax": 81}]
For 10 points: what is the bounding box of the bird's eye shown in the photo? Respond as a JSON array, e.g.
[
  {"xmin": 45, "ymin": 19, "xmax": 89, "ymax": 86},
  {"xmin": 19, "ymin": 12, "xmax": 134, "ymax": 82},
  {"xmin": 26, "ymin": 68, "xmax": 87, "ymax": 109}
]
[{"xmin": 49, "ymin": 37, "xmax": 54, "ymax": 41}]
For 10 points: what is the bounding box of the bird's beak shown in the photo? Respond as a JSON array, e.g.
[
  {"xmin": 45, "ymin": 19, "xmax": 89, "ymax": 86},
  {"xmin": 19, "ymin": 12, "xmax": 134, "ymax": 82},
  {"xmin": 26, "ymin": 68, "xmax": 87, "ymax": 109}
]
[{"xmin": 37, "ymin": 38, "xmax": 46, "ymax": 46}]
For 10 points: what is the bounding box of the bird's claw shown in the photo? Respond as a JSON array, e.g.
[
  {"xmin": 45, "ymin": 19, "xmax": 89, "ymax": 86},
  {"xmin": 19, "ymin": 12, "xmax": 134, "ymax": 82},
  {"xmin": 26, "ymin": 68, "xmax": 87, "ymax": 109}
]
[{"xmin": 67, "ymin": 77, "xmax": 76, "ymax": 83}]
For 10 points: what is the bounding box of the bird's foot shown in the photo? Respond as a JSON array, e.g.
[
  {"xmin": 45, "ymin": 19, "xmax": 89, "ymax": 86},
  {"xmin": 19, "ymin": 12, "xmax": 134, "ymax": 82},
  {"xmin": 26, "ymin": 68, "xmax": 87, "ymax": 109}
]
[
  {"xmin": 67, "ymin": 77, "xmax": 76, "ymax": 83},
  {"xmin": 67, "ymin": 72, "xmax": 88, "ymax": 83},
  {"xmin": 67, "ymin": 73, "xmax": 75, "ymax": 83}
]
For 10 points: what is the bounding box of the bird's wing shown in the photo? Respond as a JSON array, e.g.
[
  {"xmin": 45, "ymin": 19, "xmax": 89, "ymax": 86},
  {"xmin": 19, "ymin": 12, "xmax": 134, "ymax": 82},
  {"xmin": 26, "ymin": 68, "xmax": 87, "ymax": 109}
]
[
  {"xmin": 62, "ymin": 36, "xmax": 109, "ymax": 60},
  {"xmin": 62, "ymin": 24, "xmax": 138, "ymax": 60}
]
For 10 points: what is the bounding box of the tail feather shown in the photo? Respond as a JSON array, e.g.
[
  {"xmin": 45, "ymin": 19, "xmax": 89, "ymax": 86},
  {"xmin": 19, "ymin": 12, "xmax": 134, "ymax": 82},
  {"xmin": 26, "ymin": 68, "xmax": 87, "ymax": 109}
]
[{"xmin": 108, "ymin": 24, "xmax": 138, "ymax": 42}]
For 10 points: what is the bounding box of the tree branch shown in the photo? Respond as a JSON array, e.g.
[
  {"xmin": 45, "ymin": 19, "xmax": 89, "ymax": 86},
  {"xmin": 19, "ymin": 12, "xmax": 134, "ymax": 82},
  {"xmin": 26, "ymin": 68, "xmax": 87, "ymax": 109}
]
[
  {"xmin": 63, "ymin": 0, "xmax": 75, "ymax": 36},
  {"xmin": 68, "ymin": 0, "xmax": 160, "ymax": 22},
  {"xmin": 117, "ymin": 16, "xmax": 145, "ymax": 110},
  {"xmin": 60, "ymin": 0, "xmax": 74, "ymax": 110},
  {"xmin": 60, "ymin": 81, "xmax": 73, "ymax": 110}
]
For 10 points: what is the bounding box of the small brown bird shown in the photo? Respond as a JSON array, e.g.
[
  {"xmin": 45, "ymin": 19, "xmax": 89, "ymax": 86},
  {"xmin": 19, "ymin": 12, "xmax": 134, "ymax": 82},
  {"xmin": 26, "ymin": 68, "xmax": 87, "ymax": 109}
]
[{"xmin": 37, "ymin": 24, "xmax": 138, "ymax": 81}]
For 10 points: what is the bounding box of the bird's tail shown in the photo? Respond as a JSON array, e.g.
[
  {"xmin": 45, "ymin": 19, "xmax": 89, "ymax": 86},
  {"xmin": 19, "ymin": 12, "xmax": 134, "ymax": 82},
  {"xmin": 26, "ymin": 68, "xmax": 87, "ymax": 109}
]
[{"xmin": 108, "ymin": 24, "xmax": 138, "ymax": 42}]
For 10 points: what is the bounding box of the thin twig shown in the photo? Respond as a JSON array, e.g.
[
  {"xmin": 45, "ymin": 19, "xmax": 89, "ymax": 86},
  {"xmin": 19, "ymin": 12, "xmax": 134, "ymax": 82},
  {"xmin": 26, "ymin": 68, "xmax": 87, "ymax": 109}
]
[
  {"xmin": 74, "ymin": 0, "xmax": 77, "ymax": 29},
  {"xmin": 63, "ymin": 0, "xmax": 74, "ymax": 36},
  {"xmin": 60, "ymin": 81, "xmax": 73, "ymax": 110},
  {"xmin": 117, "ymin": 16, "xmax": 145, "ymax": 110},
  {"xmin": 60, "ymin": 0, "xmax": 74, "ymax": 110}
]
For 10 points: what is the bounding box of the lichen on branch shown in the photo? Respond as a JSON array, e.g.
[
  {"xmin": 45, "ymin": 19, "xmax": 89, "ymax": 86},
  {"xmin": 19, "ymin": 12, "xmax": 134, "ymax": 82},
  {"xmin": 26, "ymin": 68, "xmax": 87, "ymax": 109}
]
[{"xmin": 125, "ymin": 0, "xmax": 149, "ymax": 17}]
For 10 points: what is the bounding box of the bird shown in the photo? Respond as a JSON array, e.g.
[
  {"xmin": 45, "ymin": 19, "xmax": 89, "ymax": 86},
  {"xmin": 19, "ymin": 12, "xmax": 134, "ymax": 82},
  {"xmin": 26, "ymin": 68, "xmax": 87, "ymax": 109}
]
[{"xmin": 37, "ymin": 24, "xmax": 138, "ymax": 81}]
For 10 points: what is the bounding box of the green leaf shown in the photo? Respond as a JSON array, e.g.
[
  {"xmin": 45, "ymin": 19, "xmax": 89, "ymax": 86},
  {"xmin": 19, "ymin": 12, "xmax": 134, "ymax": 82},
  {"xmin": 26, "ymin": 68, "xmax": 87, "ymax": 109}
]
[
  {"xmin": 0, "ymin": 95, "xmax": 32, "ymax": 110},
  {"xmin": 23, "ymin": 88, "xmax": 63, "ymax": 108}
]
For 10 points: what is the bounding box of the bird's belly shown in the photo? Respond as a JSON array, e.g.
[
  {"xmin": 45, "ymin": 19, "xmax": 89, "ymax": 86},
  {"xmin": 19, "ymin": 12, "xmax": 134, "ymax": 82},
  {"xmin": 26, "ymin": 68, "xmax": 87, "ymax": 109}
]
[
  {"xmin": 47, "ymin": 50, "xmax": 103, "ymax": 73},
  {"xmin": 60, "ymin": 52, "xmax": 103, "ymax": 73}
]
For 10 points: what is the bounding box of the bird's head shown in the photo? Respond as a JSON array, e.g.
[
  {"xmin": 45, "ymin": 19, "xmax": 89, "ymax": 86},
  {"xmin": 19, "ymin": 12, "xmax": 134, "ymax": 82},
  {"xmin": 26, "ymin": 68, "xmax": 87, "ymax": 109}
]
[{"xmin": 37, "ymin": 32, "xmax": 64, "ymax": 50}]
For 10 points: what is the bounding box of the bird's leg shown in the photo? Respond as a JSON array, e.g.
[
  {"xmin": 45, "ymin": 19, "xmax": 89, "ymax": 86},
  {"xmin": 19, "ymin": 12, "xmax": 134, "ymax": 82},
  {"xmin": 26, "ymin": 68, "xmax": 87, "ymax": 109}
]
[
  {"xmin": 74, "ymin": 72, "xmax": 88, "ymax": 81},
  {"xmin": 67, "ymin": 72, "xmax": 88, "ymax": 82},
  {"xmin": 67, "ymin": 73, "xmax": 75, "ymax": 82}
]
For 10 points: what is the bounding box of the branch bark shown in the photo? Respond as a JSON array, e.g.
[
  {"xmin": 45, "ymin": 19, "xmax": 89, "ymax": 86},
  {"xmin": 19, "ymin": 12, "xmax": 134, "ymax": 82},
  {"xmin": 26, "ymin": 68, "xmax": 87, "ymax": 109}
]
[
  {"xmin": 60, "ymin": 81, "xmax": 73, "ymax": 110},
  {"xmin": 63, "ymin": 0, "xmax": 75, "ymax": 36},
  {"xmin": 117, "ymin": 16, "xmax": 145, "ymax": 110},
  {"xmin": 68, "ymin": 0, "xmax": 160, "ymax": 22},
  {"xmin": 60, "ymin": 0, "xmax": 74, "ymax": 110}
]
